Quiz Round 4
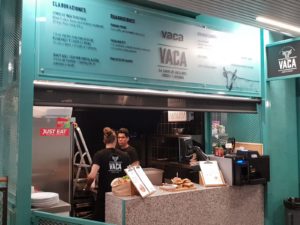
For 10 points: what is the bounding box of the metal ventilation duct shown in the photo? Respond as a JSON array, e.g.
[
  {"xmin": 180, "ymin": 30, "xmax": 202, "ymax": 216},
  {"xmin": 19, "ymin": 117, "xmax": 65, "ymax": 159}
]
[{"xmin": 34, "ymin": 80, "xmax": 260, "ymax": 113}]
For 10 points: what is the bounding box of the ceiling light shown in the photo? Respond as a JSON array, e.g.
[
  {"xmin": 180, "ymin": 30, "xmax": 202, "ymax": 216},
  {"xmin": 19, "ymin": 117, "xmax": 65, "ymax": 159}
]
[
  {"xmin": 280, "ymin": 32, "xmax": 295, "ymax": 37},
  {"xmin": 256, "ymin": 16, "xmax": 300, "ymax": 33}
]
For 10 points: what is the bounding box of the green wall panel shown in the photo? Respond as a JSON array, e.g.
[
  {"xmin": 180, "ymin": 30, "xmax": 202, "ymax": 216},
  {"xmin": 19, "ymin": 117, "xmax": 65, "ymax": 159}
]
[
  {"xmin": 227, "ymin": 112, "xmax": 262, "ymax": 143},
  {"xmin": 262, "ymin": 31, "xmax": 299, "ymax": 225},
  {"xmin": 0, "ymin": 0, "xmax": 36, "ymax": 224},
  {"xmin": 265, "ymin": 79, "xmax": 299, "ymax": 225},
  {"xmin": 0, "ymin": 0, "xmax": 22, "ymax": 223},
  {"xmin": 296, "ymin": 78, "xmax": 300, "ymax": 199}
]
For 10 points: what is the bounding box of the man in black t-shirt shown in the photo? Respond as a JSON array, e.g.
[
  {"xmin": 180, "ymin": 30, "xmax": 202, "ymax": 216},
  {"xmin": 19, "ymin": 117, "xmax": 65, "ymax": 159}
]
[{"xmin": 117, "ymin": 128, "xmax": 140, "ymax": 166}]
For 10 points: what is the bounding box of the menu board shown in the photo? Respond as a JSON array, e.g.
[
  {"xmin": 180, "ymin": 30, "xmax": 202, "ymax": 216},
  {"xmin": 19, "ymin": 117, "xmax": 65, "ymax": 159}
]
[
  {"xmin": 125, "ymin": 166, "xmax": 156, "ymax": 198},
  {"xmin": 199, "ymin": 161, "xmax": 225, "ymax": 186},
  {"xmin": 35, "ymin": 0, "xmax": 261, "ymax": 96}
]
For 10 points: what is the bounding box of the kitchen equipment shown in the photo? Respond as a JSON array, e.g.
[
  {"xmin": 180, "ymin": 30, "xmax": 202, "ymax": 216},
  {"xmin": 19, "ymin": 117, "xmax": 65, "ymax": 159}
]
[
  {"xmin": 74, "ymin": 178, "xmax": 87, "ymax": 192},
  {"xmin": 32, "ymin": 115, "xmax": 74, "ymax": 203},
  {"xmin": 32, "ymin": 107, "xmax": 95, "ymax": 218},
  {"xmin": 31, "ymin": 199, "xmax": 71, "ymax": 216},
  {"xmin": 211, "ymin": 152, "xmax": 270, "ymax": 186},
  {"xmin": 150, "ymin": 135, "xmax": 203, "ymax": 163},
  {"xmin": 72, "ymin": 190, "xmax": 94, "ymax": 219},
  {"xmin": 172, "ymin": 128, "xmax": 184, "ymax": 135},
  {"xmin": 144, "ymin": 168, "xmax": 164, "ymax": 185}
]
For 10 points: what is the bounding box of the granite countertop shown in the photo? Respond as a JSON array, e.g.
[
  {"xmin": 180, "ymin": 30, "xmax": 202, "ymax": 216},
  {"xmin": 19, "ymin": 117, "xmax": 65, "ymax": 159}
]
[
  {"xmin": 106, "ymin": 184, "xmax": 264, "ymax": 225},
  {"xmin": 106, "ymin": 183, "xmax": 222, "ymax": 200}
]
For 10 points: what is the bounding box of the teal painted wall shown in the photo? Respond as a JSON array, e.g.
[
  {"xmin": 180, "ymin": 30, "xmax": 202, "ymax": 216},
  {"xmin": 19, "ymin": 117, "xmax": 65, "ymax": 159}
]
[
  {"xmin": 0, "ymin": 0, "xmax": 35, "ymax": 224},
  {"xmin": 265, "ymin": 79, "xmax": 299, "ymax": 225},
  {"xmin": 263, "ymin": 32, "xmax": 299, "ymax": 225},
  {"xmin": 297, "ymin": 79, "xmax": 300, "ymax": 193},
  {"xmin": 227, "ymin": 112, "xmax": 262, "ymax": 143},
  {"xmin": 16, "ymin": 0, "xmax": 38, "ymax": 224},
  {"xmin": 0, "ymin": 0, "xmax": 23, "ymax": 223}
]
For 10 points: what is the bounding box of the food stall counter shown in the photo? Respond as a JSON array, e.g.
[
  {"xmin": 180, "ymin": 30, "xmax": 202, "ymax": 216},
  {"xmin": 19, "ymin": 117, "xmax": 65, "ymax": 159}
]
[{"xmin": 105, "ymin": 184, "xmax": 264, "ymax": 225}]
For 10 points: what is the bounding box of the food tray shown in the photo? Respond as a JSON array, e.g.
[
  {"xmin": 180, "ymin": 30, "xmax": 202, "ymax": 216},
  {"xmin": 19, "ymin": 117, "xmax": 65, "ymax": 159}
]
[{"xmin": 159, "ymin": 186, "xmax": 196, "ymax": 192}]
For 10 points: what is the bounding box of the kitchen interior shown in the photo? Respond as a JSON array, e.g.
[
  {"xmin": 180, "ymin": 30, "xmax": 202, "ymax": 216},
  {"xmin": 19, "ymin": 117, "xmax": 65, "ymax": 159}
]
[
  {"xmin": 73, "ymin": 108, "xmax": 204, "ymax": 165},
  {"xmin": 32, "ymin": 105, "xmax": 205, "ymax": 218},
  {"xmin": 31, "ymin": 84, "xmax": 267, "ymax": 222}
]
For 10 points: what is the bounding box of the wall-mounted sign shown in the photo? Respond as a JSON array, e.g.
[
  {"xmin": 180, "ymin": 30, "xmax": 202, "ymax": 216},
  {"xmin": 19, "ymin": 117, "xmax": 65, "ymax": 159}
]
[
  {"xmin": 56, "ymin": 117, "xmax": 70, "ymax": 128},
  {"xmin": 39, "ymin": 117, "xmax": 70, "ymax": 136},
  {"xmin": 35, "ymin": 0, "xmax": 261, "ymax": 97},
  {"xmin": 168, "ymin": 111, "xmax": 190, "ymax": 122},
  {"xmin": 40, "ymin": 128, "xmax": 70, "ymax": 136},
  {"xmin": 266, "ymin": 39, "xmax": 300, "ymax": 79}
]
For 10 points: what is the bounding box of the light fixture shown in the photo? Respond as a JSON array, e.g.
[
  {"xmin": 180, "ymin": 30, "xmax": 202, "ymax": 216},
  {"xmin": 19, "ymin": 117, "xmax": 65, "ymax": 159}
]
[
  {"xmin": 256, "ymin": 16, "xmax": 300, "ymax": 33},
  {"xmin": 280, "ymin": 32, "xmax": 295, "ymax": 37},
  {"xmin": 36, "ymin": 17, "xmax": 47, "ymax": 22}
]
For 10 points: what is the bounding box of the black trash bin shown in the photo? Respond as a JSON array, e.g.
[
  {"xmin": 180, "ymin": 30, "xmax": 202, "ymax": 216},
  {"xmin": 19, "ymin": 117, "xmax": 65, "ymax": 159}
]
[{"xmin": 284, "ymin": 198, "xmax": 300, "ymax": 225}]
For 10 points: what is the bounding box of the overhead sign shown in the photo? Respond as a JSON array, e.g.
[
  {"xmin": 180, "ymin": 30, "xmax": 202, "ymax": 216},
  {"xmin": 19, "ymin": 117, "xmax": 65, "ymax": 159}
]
[
  {"xmin": 35, "ymin": 0, "xmax": 261, "ymax": 96},
  {"xmin": 266, "ymin": 39, "xmax": 300, "ymax": 79}
]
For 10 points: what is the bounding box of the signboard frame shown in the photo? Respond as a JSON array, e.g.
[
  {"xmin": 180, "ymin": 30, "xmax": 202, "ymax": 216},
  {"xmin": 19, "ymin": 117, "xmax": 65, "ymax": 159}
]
[
  {"xmin": 35, "ymin": 0, "xmax": 261, "ymax": 97},
  {"xmin": 266, "ymin": 37, "xmax": 300, "ymax": 81}
]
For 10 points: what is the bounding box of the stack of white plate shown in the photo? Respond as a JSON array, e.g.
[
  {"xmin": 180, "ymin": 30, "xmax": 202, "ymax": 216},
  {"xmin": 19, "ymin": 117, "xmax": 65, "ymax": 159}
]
[{"xmin": 31, "ymin": 192, "xmax": 59, "ymax": 208}]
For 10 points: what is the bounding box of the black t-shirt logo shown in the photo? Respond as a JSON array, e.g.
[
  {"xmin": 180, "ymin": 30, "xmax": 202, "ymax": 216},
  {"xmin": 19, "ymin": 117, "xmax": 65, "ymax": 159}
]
[{"xmin": 109, "ymin": 156, "xmax": 122, "ymax": 173}]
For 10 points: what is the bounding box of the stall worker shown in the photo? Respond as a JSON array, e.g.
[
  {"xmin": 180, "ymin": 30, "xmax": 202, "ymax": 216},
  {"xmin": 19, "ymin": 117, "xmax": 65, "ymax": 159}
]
[
  {"xmin": 86, "ymin": 127, "xmax": 130, "ymax": 222},
  {"xmin": 117, "ymin": 128, "xmax": 140, "ymax": 166}
]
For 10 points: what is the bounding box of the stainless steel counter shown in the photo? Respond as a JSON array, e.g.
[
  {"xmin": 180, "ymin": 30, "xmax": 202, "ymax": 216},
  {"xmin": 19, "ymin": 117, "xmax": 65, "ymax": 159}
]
[{"xmin": 31, "ymin": 200, "xmax": 71, "ymax": 215}]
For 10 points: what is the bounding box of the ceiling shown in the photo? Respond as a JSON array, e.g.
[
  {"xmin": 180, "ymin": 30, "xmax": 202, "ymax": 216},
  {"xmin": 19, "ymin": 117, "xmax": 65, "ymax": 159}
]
[{"xmin": 143, "ymin": 0, "xmax": 300, "ymax": 37}]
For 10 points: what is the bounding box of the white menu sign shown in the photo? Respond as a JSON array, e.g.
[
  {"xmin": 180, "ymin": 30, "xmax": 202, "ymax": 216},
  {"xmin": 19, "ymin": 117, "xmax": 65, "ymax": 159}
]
[
  {"xmin": 125, "ymin": 166, "xmax": 156, "ymax": 198},
  {"xmin": 199, "ymin": 161, "xmax": 225, "ymax": 186}
]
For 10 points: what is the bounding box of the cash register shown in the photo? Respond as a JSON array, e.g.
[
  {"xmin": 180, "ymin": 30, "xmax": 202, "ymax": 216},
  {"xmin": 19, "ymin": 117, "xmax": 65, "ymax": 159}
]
[{"xmin": 211, "ymin": 150, "xmax": 270, "ymax": 186}]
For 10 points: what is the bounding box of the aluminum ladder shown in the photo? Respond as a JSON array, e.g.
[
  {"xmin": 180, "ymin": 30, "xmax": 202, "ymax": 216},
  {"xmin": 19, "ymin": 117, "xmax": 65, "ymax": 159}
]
[{"xmin": 72, "ymin": 122, "xmax": 92, "ymax": 195}]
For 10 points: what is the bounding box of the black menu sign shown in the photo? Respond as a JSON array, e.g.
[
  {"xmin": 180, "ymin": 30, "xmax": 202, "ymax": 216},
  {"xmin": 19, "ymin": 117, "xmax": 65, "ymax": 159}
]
[{"xmin": 267, "ymin": 39, "xmax": 300, "ymax": 79}]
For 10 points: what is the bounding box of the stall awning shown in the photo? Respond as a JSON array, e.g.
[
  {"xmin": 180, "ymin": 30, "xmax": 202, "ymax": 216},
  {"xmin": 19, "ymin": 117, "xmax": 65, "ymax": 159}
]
[{"xmin": 34, "ymin": 80, "xmax": 261, "ymax": 113}]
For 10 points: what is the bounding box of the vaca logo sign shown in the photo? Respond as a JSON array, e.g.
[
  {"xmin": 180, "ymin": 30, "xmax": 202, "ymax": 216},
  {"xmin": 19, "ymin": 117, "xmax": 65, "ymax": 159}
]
[
  {"xmin": 278, "ymin": 46, "xmax": 297, "ymax": 73},
  {"xmin": 267, "ymin": 40, "xmax": 300, "ymax": 79}
]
